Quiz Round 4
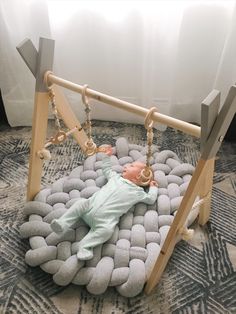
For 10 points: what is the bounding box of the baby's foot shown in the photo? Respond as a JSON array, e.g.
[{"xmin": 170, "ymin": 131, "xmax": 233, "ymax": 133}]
[
  {"xmin": 77, "ymin": 248, "xmax": 93, "ymax": 260},
  {"xmin": 51, "ymin": 219, "xmax": 64, "ymax": 233}
]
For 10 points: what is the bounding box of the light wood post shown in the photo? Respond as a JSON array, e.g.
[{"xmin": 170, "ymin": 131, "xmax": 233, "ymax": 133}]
[
  {"xmin": 145, "ymin": 158, "xmax": 209, "ymax": 293},
  {"xmin": 27, "ymin": 92, "xmax": 50, "ymax": 200},
  {"xmin": 17, "ymin": 38, "xmax": 89, "ymax": 200},
  {"xmin": 198, "ymin": 158, "xmax": 215, "ymax": 225},
  {"xmin": 145, "ymin": 85, "xmax": 236, "ymax": 294},
  {"xmin": 199, "ymin": 90, "xmax": 220, "ymax": 225},
  {"xmin": 17, "ymin": 38, "xmax": 55, "ymax": 200}
]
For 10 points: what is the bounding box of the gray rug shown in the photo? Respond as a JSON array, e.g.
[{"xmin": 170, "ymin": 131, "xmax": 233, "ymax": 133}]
[{"xmin": 0, "ymin": 120, "xmax": 236, "ymax": 314}]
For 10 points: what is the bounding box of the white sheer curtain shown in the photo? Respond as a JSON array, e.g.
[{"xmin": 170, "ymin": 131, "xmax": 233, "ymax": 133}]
[{"xmin": 0, "ymin": 0, "xmax": 235, "ymax": 127}]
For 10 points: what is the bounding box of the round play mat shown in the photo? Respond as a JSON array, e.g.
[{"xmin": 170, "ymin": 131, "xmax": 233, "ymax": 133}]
[{"xmin": 20, "ymin": 137, "xmax": 199, "ymax": 297}]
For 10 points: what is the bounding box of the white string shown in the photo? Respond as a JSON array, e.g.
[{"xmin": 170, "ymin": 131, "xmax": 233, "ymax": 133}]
[{"xmin": 192, "ymin": 192, "xmax": 211, "ymax": 209}]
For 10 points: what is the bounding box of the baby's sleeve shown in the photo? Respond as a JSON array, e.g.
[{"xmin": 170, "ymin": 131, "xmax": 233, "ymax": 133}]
[
  {"xmin": 102, "ymin": 156, "xmax": 117, "ymax": 180},
  {"xmin": 140, "ymin": 186, "xmax": 158, "ymax": 205}
]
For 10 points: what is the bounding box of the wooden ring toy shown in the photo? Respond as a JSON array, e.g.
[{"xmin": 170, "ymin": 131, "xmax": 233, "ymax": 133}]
[
  {"xmin": 44, "ymin": 71, "xmax": 54, "ymax": 90},
  {"xmin": 51, "ymin": 131, "xmax": 67, "ymax": 144},
  {"xmin": 144, "ymin": 107, "xmax": 157, "ymax": 130}
]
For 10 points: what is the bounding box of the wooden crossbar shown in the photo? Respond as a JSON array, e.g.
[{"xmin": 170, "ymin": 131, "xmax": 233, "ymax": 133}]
[{"xmin": 45, "ymin": 72, "xmax": 201, "ymax": 138}]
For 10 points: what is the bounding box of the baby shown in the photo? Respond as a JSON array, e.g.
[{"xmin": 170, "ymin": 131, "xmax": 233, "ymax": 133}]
[{"xmin": 51, "ymin": 146, "xmax": 158, "ymax": 260}]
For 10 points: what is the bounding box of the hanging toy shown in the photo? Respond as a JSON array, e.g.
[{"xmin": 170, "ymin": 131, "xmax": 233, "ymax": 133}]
[
  {"xmin": 37, "ymin": 78, "xmax": 109, "ymax": 160},
  {"xmin": 37, "ymin": 80, "xmax": 78, "ymax": 160},
  {"xmin": 37, "ymin": 87, "xmax": 67, "ymax": 160},
  {"xmin": 48, "ymin": 87, "xmax": 67, "ymax": 144},
  {"xmin": 81, "ymin": 85, "xmax": 98, "ymax": 156},
  {"xmin": 138, "ymin": 107, "xmax": 157, "ymax": 186}
]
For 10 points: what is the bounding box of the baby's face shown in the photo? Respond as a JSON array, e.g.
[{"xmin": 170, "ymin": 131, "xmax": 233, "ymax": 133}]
[{"xmin": 122, "ymin": 162, "xmax": 145, "ymax": 184}]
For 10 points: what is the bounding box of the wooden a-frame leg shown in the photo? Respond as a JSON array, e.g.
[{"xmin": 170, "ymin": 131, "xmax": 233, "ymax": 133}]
[
  {"xmin": 27, "ymin": 85, "xmax": 89, "ymax": 200},
  {"xmin": 17, "ymin": 38, "xmax": 90, "ymax": 200},
  {"xmin": 198, "ymin": 90, "xmax": 219, "ymax": 226},
  {"xmin": 145, "ymin": 85, "xmax": 236, "ymax": 294},
  {"xmin": 17, "ymin": 37, "xmax": 55, "ymax": 200},
  {"xmin": 145, "ymin": 158, "xmax": 209, "ymax": 294},
  {"xmin": 198, "ymin": 158, "xmax": 215, "ymax": 225},
  {"xmin": 27, "ymin": 92, "xmax": 49, "ymax": 200}
]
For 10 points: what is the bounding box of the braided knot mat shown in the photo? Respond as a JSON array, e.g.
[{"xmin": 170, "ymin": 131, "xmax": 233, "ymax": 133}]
[{"xmin": 20, "ymin": 137, "xmax": 199, "ymax": 297}]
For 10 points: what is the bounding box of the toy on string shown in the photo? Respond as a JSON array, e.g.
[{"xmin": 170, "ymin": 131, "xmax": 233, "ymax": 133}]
[
  {"xmin": 138, "ymin": 107, "xmax": 157, "ymax": 186},
  {"xmin": 81, "ymin": 84, "xmax": 111, "ymax": 156},
  {"xmin": 81, "ymin": 84, "xmax": 97, "ymax": 156},
  {"xmin": 37, "ymin": 79, "xmax": 79, "ymax": 160},
  {"xmin": 37, "ymin": 82, "xmax": 110, "ymax": 160}
]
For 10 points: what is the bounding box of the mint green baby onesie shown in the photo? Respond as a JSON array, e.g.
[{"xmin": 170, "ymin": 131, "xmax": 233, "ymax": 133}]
[{"xmin": 51, "ymin": 156, "xmax": 158, "ymax": 260}]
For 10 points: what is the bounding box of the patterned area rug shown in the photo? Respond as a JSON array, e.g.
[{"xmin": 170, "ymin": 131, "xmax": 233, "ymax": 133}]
[{"xmin": 0, "ymin": 120, "xmax": 236, "ymax": 314}]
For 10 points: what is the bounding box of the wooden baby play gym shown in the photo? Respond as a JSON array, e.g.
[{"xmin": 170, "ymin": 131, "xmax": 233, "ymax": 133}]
[{"xmin": 18, "ymin": 37, "xmax": 236, "ymax": 297}]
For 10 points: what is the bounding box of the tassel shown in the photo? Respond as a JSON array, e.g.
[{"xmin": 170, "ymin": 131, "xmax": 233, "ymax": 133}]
[
  {"xmin": 37, "ymin": 149, "xmax": 51, "ymax": 160},
  {"xmin": 179, "ymin": 227, "xmax": 194, "ymax": 241}
]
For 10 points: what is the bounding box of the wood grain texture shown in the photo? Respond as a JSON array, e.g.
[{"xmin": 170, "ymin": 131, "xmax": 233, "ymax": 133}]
[{"xmin": 27, "ymin": 92, "xmax": 49, "ymax": 201}]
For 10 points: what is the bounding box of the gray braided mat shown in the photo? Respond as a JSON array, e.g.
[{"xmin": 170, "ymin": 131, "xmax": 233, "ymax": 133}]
[
  {"xmin": 1, "ymin": 120, "xmax": 236, "ymax": 313},
  {"xmin": 19, "ymin": 137, "xmax": 198, "ymax": 297}
]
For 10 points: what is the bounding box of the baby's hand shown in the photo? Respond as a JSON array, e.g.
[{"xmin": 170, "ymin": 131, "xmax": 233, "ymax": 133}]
[
  {"xmin": 98, "ymin": 145, "xmax": 113, "ymax": 156},
  {"xmin": 150, "ymin": 180, "xmax": 158, "ymax": 187}
]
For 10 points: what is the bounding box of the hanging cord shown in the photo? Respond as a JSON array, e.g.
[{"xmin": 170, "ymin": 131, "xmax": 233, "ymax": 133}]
[
  {"xmin": 37, "ymin": 87, "xmax": 67, "ymax": 160},
  {"xmin": 48, "ymin": 87, "xmax": 67, "ymax": 144},
  {"xmin": 138, "ymin": 107, "xmax": 157, "ymax": 186},
  {"xmin": 82, "ymin": 85, "xmax": 97, "ymax": 156},
  {"xmin": 178, "ymin": 191, "xmax": 211, "ymax": 240},
  {"xmin": 191, "ymin": 191, "xmax": 211, "ymax": 209},
  {"xmin": 37, "ymin": 74, "xmax": 78, "ymax": 160}
]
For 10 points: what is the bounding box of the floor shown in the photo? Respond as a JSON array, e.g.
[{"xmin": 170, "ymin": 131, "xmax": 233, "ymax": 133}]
[{"xmin": 0, "ymin": 120, "xmax": 236, "ymax": 314}]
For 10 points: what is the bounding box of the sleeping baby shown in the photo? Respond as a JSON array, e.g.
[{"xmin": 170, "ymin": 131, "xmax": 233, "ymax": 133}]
[{"xmin": 51, "ymin": 146, "xmax": 158, "ymax": 260}]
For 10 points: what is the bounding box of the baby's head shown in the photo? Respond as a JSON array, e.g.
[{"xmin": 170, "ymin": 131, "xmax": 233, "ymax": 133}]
[{"xmin": 122, "ymin": 161, "xmax": 153, "ymax": 186}]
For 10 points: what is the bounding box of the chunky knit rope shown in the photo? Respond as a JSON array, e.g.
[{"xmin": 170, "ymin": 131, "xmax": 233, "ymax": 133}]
[{"xmin": 20, "ymin": 137, "xmax": 201, "ymax": 297}]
